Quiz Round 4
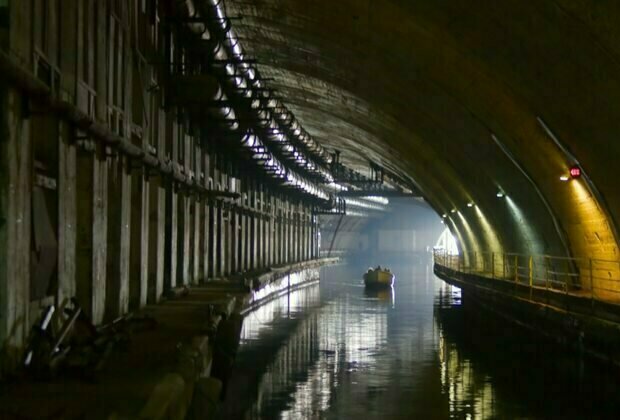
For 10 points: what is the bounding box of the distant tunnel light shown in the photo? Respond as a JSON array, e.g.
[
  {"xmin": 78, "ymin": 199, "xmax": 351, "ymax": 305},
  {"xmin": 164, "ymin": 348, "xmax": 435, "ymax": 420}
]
[
  {"xmin": 451, "ymin": 209, "xmax": 457, "ymax": 213},
  {"xmin": 560, "ymin": 175, "xmax": 570, "ymax": 182},
  {"xmin": 570, "ymin": 165, "xmax": 582, "ymax": 179},
  {"xmin": 467, "ymin": 202, "xmax": 474, "ymax": 208},
  {"xmin": 496, "ymin": 192, "xmax": 505, "ymax": 198}
]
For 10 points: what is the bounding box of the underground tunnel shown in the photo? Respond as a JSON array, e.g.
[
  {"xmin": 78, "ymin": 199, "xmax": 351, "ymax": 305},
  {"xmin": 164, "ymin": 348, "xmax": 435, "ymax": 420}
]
[{"xmin": 1, "ymin": 0, "xmax": 620, "ymax": 418}]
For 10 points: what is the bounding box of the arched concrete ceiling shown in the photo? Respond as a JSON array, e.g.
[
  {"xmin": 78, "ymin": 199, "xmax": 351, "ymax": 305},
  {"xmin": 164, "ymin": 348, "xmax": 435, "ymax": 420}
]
[{"xmin": 226, "ymin": 0, "xmax": 620, "ymax": 263}]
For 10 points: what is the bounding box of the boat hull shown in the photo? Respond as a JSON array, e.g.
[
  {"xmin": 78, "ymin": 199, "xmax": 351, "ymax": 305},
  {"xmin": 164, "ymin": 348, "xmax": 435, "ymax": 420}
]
[{"xmin": 363, "ymin": 270, "xmax": 395, "ymax": 288}]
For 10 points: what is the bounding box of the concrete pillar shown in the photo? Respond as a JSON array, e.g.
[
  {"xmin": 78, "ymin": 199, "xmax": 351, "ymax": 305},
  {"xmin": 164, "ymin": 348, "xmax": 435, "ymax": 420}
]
[
  {"xmin": 192, "ymin": 197, "xmax": 201, "ymax": 285},
  {"xmin": 148, "ymin": 175, "xmax": 165, "ymax": 302},
  {"xmin": 266, "ymin": 196, "xmax": 272, "ymax": 267},
  {"xmin": 306, "ymin": 212, "xmax": 311, "ymax": 260},
  {"xmin": 240, "ymin": 208, "xmax": 246, "ymax": 272},
  {"xmin": 278, "ymin": 203, "xmax": 282, "ymax": 265},
  {"xmin": 251, "ymin": 187, "xmax": 258, "ymax": 270},
  {"xmin": 0, "ymin": 88, "xmax": 33, "ymax": 367},
  {"xmin": 216, "ymin": 204, "xmax": 223, "ymax": 278},
  {"xmin": 303, "ymin": 210, "xmax": 309, "ymax": 261},
  {"xmin": 179, "ymin": 193, "xmax": 191, "ymax": 286},
  {"xmin": 301, "ymin": 209, "xmax": 306, "ymax": 261},
  {"xmin": 260, "ymin": 187, "xmax": 266, "ymax": 269},
  {"xmin": 230, "ymin": 207, "xmax": 238, "ymax": 274},
  {"xmin": 223, "ymin": 207, "xmax": 231, "ymax": 276},
  {"xmin": 106, "ymin": 157, "xmax": 131, "ymax": 319},
  {"xmin": 57, "ymin": 121, "xmax": 77, "ymax": 313},
  {"xmin": 288, "ymin": 203, "xmax": 293, "ymax": 263},
  {"xmin": 294, "ymin": 207, "xmax": 299, "ymax": 262},
  {"xmin": 130, "ymin": 167, "xmax": 149, "ymax": 311},
  {"xmin": 139, "ymin": 174, "xmax": 150, "ymax": 305},
  {"xmin": 76, "ymin": 146, "xmax": 108, "ymax": 325},
  {"xmin": 201, "ymin": 201, "xmax": 210, "ymax": 282},
  {"xmin": 148, "ymin": 109, "xmax": 166, "ymax": 303},
  {"xmin": 210, "ymin": 201, "xmax": 219, "ymax": 279},
  {"xmin": 283, "ymin": 202, "xmax": 289, "ymax": 264}
]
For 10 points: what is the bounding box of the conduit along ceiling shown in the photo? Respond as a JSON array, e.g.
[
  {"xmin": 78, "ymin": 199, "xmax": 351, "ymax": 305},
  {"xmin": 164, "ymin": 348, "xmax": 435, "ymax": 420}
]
[
  {"xmin": 169, "ymin": 0, "xmax": 422, "ymax": 225},
  {"xmin": 214, "ymin": 0, "xmax": 620, "ymax": 269}
]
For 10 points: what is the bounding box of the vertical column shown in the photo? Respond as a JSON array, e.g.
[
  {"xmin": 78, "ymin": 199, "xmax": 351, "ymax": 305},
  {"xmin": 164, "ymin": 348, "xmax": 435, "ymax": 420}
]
[
  {"xmin": 1, "ymin": 89, "xmax": 32, "ymax": 363},
  {"xmin": 192, "ymin": 196, "xmax": 200, "ymax": 285},
  {"xmin": 89, "ymin": 10, "xmax": 110, "ymax": 320},
  {"xmin": 139, "ymin": 171, "xmax": 150, "ymax": 305},
  {"xmin": 288, "ymin": 202, "xmax": 293, "ymax": 263},
  {"xmin": 304, "ymin": 209, "xmax": 309, "ymax": 260},
  {"xmin": 251, "ymin": 185, "xmax": 258, "ymax": 270},
  {"xmin": 294, "ymin": 206, "xmax": 299, "ymax": 262},
  {"xmin": 200, "ymin": 153, "xmax": 210, "ymax": 282},
  {"xmin": 258, "ymin": 186, "xmax": 264, "ymax": 269},
  {"xmin": 210, "ymin": 201, "xmax": 219, "ymax": 279},
  {"xmin": 240, "ymin": 204, "xmax": 246, "ymax": 272},
  {"xmin": 308, "ymin": 212, "xmax": 312, "ymax": 260},
  {"xmin": 225, "ymin": 207, "xmax": 232, "ymax": 276},
  {"xmin": 217, "ymin": 203, "xmax": 224, "ymax": 278},
  {"xmin": 276, "ymin": 202, "xmax": 282, "ymax": 265},
  {"xmin": 149, "ymin": 108, "xmax": 166, "ymax": 302},
  {"xmin": 300, "ymin": 208, "xmax": 306, "ymax": 261},
  {"xmin": 231, "ymin": 206, "xmax": 238, "ymax": 274},
  {"xmin": 265, "ymin": 195, "xmax": 272, "ymax": 267},
  {"xmin": 202, "ymin": 199, "xmax": 210, "ymax": 282},
  {"xmin": 57, "ymin": 121, "xmax": 76, "ymax": 313},
  {"xmin": 106, "ymin": 156, "xmax": 130, "ymax": 318},
  {"xmin": 283, "ymin": 201, "xmax": 289, "ymax": 264},
  {"xmin": 311, "ymin": 214, "xmax": 316, "ymax": 259},
  {"xmin": 181, "ymin": 194, "xmax": 191, "ymax": 286},
  {"xmin": 91, "ymin": 150, "xmax": 108, "ymax": 324},
  {"xmin": 56, "ymin": 0, "xmax": 77, "ymax": 316},
  {"xmin": 192, "ymin": 144, "xmax": 201, "ymax": 285}
]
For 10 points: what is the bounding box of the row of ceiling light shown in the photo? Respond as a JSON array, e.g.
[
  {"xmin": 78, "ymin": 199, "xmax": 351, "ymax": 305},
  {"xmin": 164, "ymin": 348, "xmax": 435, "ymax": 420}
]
[{"xmin": 440, "ymin": 164, "xmax": 582, "ymax": 223}]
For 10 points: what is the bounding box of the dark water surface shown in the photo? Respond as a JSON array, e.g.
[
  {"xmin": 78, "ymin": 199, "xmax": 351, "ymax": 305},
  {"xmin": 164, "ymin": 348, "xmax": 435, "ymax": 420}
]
[{"xmin": 219, "ymin": 262, "xmax": 620, "ymax": 419}]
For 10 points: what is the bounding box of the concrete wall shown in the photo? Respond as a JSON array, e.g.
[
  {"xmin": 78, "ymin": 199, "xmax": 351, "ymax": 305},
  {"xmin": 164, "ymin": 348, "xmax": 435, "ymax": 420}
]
[{"xmin": 0, "ymin": 0, "xmax": 319, "ymax": 375}]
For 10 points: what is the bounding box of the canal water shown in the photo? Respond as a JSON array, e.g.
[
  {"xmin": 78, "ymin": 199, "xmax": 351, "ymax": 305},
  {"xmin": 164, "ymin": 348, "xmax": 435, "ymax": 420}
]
[{"xmin": 219, "ymin": 261, "xmax": 620, "ymax": 419}]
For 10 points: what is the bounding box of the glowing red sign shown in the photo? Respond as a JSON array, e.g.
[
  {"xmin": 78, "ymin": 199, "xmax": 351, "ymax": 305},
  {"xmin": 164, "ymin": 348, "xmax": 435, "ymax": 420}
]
[{"xmin": 570, "ymin": 166, "xmax": 581, "ymax": 178}]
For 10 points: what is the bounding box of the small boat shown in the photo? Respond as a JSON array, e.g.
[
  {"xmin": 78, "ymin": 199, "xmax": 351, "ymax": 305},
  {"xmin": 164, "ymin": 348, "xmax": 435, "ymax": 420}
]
[{"xmin": 363, "ymin": 266, "xmax": 395, "ymax": 288}]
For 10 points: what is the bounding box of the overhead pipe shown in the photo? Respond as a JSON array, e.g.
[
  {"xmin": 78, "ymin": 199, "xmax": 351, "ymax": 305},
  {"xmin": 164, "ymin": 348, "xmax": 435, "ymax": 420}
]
[
  {"xmin": 175, "ymin": 0, "xmax": 332, "ymax": 202},
  {"xmin": 200, "ymin": 0, "xmax": 334, "ymax": 174},
  {"xmin": 177, "ymin": 0, "xmax": 325, "ymax": 175}
]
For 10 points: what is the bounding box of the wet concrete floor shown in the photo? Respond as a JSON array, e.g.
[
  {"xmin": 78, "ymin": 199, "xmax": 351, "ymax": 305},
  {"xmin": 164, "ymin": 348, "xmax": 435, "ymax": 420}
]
[{"xmin": 219, "ymin": 261, "xmax": 620, "ymax": 419}]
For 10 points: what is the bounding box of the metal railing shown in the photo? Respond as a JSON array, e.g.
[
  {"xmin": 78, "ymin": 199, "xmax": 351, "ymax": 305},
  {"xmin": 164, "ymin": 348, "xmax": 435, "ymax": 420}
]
[{"xmin": 433, "ymin": 249, "xmax": 620, "ymax": 304}]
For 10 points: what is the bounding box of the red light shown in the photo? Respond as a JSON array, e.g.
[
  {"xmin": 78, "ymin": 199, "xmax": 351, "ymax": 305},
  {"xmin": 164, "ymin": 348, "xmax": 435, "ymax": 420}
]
[{"xmin": 570, "ymin": 166, "xmax": 581, "ymax": 178}]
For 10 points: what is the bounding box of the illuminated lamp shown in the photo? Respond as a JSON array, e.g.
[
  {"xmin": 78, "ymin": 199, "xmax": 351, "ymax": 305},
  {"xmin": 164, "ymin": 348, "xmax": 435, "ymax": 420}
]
[
  {"xmin": 559, "ymin": 175, "xmax": 570, "ymax": 182},
  {"xmin": 467, "ymin": 202, "xmax": 474, "ymax": 208},
  {"xmin": 569, "ymin": 165, "xmax": 581, "ymax": 179},
  {"xmin": 496, "ymin": 192, "xmax": 505, "ymax": 198}
]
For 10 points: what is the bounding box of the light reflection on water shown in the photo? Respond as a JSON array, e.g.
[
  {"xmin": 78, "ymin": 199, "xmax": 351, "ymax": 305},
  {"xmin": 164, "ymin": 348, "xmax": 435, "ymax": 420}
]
[{"xmin": 220, "ymin": 262, "xmax": 620, "ymax": 419}]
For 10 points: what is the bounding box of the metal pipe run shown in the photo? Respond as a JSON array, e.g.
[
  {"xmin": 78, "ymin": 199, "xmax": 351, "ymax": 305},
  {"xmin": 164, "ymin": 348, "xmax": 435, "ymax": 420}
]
[
  {"xmin": 200, "ymin": 0, "xmax": 333, "ymax": 171},
  {"xmin": 175, "ymin": 0, "xmax": 333, "ymax": 203}
]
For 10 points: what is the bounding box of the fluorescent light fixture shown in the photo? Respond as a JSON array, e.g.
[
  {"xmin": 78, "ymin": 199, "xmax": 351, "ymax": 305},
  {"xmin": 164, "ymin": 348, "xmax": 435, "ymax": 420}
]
[
  {"xmin": 451, "ymin": 209, "xmax": 457, "ymax": 213},
  {"xmin": 496, "ymin": 192, "xmax": 505, "ymax": 198},
  {"xmin": 467, "ymin": 202, "xmax": 474, "ymax": 208},
  {"xmin": 560, "ymin": 175, "xmax": 570, "ymax": 182},
  {"xmin": 442, "ymin": 214, "xmax": 447, "ymax": 218}
]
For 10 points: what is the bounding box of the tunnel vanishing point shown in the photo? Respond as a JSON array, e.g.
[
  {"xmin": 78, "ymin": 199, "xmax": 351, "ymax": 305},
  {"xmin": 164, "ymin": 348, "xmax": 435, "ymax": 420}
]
[{"xmin": 2, "ymin": 0, "xmax": 620, "ymax": 417}]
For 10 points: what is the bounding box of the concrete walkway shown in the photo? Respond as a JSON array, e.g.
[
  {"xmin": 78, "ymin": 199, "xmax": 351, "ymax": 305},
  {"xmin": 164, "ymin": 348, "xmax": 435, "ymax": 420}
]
[{"xmin": 0, "ymin": 258, "xmax": 338, "ymax": 420}]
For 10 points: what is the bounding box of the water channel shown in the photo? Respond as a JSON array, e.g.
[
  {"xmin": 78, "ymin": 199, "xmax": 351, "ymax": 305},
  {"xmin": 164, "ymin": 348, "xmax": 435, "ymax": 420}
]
[{"xmin": 219, "ymin": 261, "xmax": 620, "ymax": 419}]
